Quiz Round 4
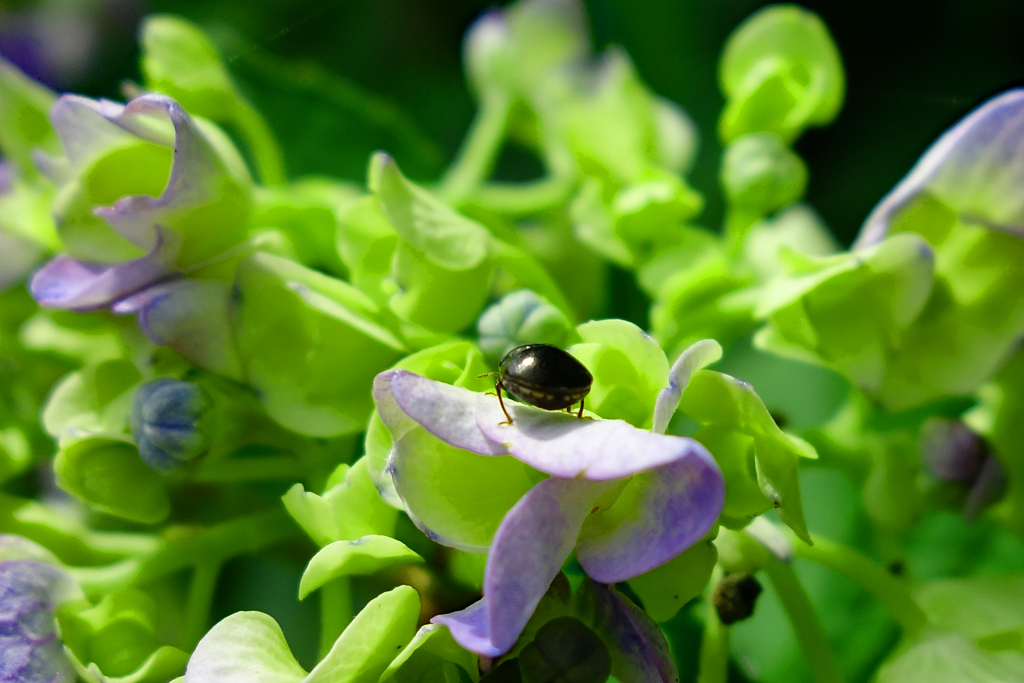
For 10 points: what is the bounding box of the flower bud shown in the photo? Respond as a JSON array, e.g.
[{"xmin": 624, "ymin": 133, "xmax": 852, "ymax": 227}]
[
  {"xmin": 721, "ymin": 133, "xmax": 807, "ymax": 215},
  {"xmin": 478, "ymin": 289, "xmax": 573, "ymax": 361},
  {"xmin": 713, "ymin": 572, "xmax": 763, "ymax": 625},
  {"xmin": 919, "ymin": 418, "xmax": 986, "ymax": 482},
  {"xmin": 131, "ymin": 379, "xmax": 211, "ymax": 473}
]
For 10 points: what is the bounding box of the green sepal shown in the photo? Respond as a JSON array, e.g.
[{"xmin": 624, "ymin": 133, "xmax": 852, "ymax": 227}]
[
  {"xmin": 53, "ymin": 437, "xmax": 170, "ymax": 524},
  {"xmin": 877, "ymin": 198, "xmax": 1024, "ymax": 409},
  {"xmin": 0, "ymin": 56, "xmax": 60, "ymax": 177},
  {"xmin": 183, "ymin": 611, "xmax": 308, "ymax": 683},
  {"xmin": 298, "ymin": 536, "xmax": 422, "ymax": 599},
  {"xmin": 283, "ymin": 457, "xmax": 398, "ymax": 547},
  {"xmin": 718, "ymin": 5, "xmax": 844, "ymax": 143},
  {"xmin": 753, "ymin": 232, "xmax": 935, "ymax": 397},
  {"xmin": 42, "ymin": 359, "xmax": 141, "ymax": 439},
  {"xmin": 139, "ymin": 15, "xmax": 240, "ymax": 121},
  {"xmin": 365, "ymin": 341, "xmax": 492, "ymax": 508},
  {"xmin": 628, "ymin": 538, "xmax": 718, "ymax": 622},
  {"xmin": 58, "ymin": 588, "xmax": 188, "ymax": 683},
  {"xmin": 692, "ymin": 424, "xmax": 772, "ymax": 522},
  {"xmin": 721, "ymin": 132, "xmax": 807, "ymax": 215},
  {"xmin": 305, "ymin": 585, "xmax": 420, "ymax": 683},
  {"xmin": 371, "ymin": 152, "xmax": 489, "ymax": 271},
  {"xmin": 380, "ymin": 623, "xmax": 480, "ymax": 683},
  {"xmin": 567, "ymin": 319, "xmax": 669, "ymax": 428},
  {"xmin": 252, "ymin": 179, "xmax": 361, "ymax": 276},
  {"xmin": 232, "ymin": 251, "xmax": 405, "ymax": 437},
  {"xmin": 679, "ymin": 369, "xmax": 815, "ymax": 542}
]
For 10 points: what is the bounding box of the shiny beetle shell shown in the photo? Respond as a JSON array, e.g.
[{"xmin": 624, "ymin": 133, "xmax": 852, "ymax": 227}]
[{"xmin": 497, "ymin": 344, "xmax": 592, "ymax": 411}]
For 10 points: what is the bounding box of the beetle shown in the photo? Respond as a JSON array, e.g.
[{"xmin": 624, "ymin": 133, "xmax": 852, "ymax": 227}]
[{"xmin": 479, "ymin": 344, "xmax": 593, "ymax": 425}]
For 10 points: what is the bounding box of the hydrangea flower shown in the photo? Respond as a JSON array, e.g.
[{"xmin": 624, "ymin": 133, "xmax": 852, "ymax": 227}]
[
  {"xmin": 373, "ymin": 339, "xmax": 726, "ymax": 656},
  {"xmin": 30, "ymin": 91, "xmax": 251, "ymax": 312}
]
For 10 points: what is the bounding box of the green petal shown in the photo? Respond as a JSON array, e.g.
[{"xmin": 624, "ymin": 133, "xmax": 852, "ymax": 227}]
[
  {"xmin": 380, "ymin": 624, "xmax": 479, "ymax": 683},
  {"xmin": 305, "ymin": 585, "xmax": 420, "ymax": 683},
  {"xmin": 628, "ymin": 539, "xmax": 717, "ymax": 622},
  {"xmin": 232, "ymin": 251, "xmax": 404, "ymax": 437},
  {"xmin": 569, "ymin": 319, "xmax": 669, "ymax": 428},
  {"xmin": 185, "ymin": 612, "xmax": 307, "ymax": 683},
  {"xmin": 298, "ymin": 536, "xmax": 422, "ymax": 599},
  {"xmin": 42, "ymin": 359, "xmax": 141, "ymax": 439},
  {"xmin": 679, "ymin": 369, "xmax": 814, "ymax": 542},
  {"xmin": 54, "ymin": 437, "xmax": 170, "ymax": 524},
  {"xmin": 0, "ymin": 56, "xmax": 59, "ymax": 177},
  {"xmin": 283, "ymin": 458, "xmax": 398, "ymax": 548}
]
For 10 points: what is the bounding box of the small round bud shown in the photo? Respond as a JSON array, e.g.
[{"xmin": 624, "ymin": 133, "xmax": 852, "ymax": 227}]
[
  {"xmin": 919, "ymin": 418, "xmax": 986, "ymax": 482},
  {"xmin": 478, "ymin": 289, "xmax": 572, "ymax": 361},
  {"xmin": 713, "ymin": 572, "xmax": 763, "ymax": 625},
  {"xmin": 131, "ymin": 379, "xmax": 211, "ymax": 473},
  {"xmin": 721, "ymin": 133, "xmax": 807, "ymax": 214}
]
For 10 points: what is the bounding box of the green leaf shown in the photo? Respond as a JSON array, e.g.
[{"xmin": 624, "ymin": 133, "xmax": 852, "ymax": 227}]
[
  {"xmin": 283, "ymin": 458, "xmax": 398, "ymax": 548},
  {"xmin": 42, "ymin": 359, "xmax": 141, "ymax": 439},
  {"xmin": 232, "ymin": 251, "xmax": 405, "ymax": 437},
  {"xmin": 305, "ymin": 585, "xmax": 420, "ymax": 683},
  {"xmin": 628, "ymin": 539, "xmax": 718, "ymax": 622},
  {"xmin": 54, "ymin": 437, "xmax": 169, "ymax": 524},
  {"xmin": 567, "ymin": 319, "xmax": 669, "ymax": 428},
  {"xmin": 298, "ymin": 536, "xmax": 422, "ymax": 599},
  {"xmin": 185, "ymin": 611, "xmax": 308, "ymax": 683},
  {"xmin": 719, "ymin": 5, "xmax": 844, "ymax": 143},
  {"xmin": 380, "ymin": 624, "xmax": 479, "ymax": 683},
  {"xmin": 679, "ymin": 370, "xmax": 815, "ymax": 542}
]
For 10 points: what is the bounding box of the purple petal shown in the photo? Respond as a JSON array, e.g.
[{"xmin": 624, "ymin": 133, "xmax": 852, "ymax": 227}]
[
  {"xmin": 113, "ymin": 278, "xmax": 242, "ymax": 379},
  {"xmin": 385, "ymin": 370, "xmax": 505, "ymax": 456},
  {"xmin": 30, "ymin": 228, "xmax": 179, "ymax": 310},
  {"xmin": 475, "ymin": 393, "xmax": 705, "ymax": 480},
  {"xmin": 49, "ymin": 95, "xmax": 139, "ymax": 172},
  {"xmin": 433, "ymin": 478, "xmax": 614, "ymax": 656},
  {"xmin": 857, "ymin": 89, "xmax": 1024, "ymax": 248},
  {"xmin": 577, "ymin": 580, "xmax": 679, "ymax": 683},
  {"xmin": 91, "ymin": 94, "xmax": 246, "ymax": 257},
  {"xmin": 0, "ymin": 560, "xmax": 77, "ymax": 683},
  {"xmin": 652, "ymin": 339, "xmax": 723, "ymax": 435},
  {"xmin": 576, "ymin": 443, "xmax": 724, "ymax": 583}
]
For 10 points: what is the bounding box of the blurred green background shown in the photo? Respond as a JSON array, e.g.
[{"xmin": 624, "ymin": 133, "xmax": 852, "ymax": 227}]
[
  {"xmin": 4, "ymin": 0, "xmax": 1024, "ymax": 246},
  {"xmin": 4, "ymin": 1, "xmax": 1024, "ymax": 680}
]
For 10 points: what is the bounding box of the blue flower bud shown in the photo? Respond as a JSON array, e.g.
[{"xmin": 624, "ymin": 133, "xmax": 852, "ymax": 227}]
[
  {"xmin": 0, "ymin": 560, "xmax": 75, "ymax": 683},
  {"xmin": 477, "ymin": 289, "xmax": 573, "ymax": 361},
  {"xmin": 130, "ymin": 379, "xmax": 210, "ymax": 473}
]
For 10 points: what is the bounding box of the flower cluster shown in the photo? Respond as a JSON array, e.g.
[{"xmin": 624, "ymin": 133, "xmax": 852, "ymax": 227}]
[{"xmin": 1, "ymin": 1, "xmax": 1024, "ymax": 682}]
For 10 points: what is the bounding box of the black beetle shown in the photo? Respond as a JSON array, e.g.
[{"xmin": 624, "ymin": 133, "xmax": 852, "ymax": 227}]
[{"xmin": 480, "ymin": 344, "xmax": 593, "ymax": 425}]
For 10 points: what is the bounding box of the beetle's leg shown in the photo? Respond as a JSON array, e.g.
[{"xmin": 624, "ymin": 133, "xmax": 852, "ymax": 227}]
[
  {"xmin": 495, "ymin": 380, "xmax": 513, "ymax": 426},
  {"xmin": 577, "ymin": 397, "xmax": 585, "ymax": 419},
  {"xmin": 566, "ymin": 406, "xmax": 573, "ymax": 414}
]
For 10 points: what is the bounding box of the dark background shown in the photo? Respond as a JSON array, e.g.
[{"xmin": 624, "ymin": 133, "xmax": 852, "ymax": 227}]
[{"xmin": 4, "ymin": 0, "xmax": 1024, "ymax": 245}]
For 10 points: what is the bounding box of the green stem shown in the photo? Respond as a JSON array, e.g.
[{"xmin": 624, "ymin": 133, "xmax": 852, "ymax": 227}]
[
  {"xmin": 763, "ymin": 559, "xmax": 844, "ymax": 683},
  {"xmin": 69, "ymin": 509, "xmax": 296, "ymax": 599},
  {"xmin": 472, "ymin": 174, "xmax": 577, "ymax": 215},
  {"xmin": 697, "ymin": 567, "xmax": 729, "ymax": 683},
  {"xmin": 183, "ymin": 560, "xmax": 221, "ymax": 650},
  {"xmin": 439, "ymin": 92, "xmax": 512, "ymax": 205},
  {"xmin": 796, "ymin": 533, "xmax": 928, "ymax": 635},
  {"xmin": 319, "ymin": 578, "xmax": 352, "ymax": 658},
  {"xmin": 233, "ymin": 100, "xmax": 287, "ymax": 186}
]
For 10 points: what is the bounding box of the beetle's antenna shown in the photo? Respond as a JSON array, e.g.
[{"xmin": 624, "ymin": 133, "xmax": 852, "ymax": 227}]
[{"xmin": 476, "ymin": 372, "xmax": 499, "ymax": 379}]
